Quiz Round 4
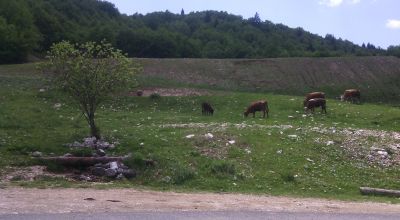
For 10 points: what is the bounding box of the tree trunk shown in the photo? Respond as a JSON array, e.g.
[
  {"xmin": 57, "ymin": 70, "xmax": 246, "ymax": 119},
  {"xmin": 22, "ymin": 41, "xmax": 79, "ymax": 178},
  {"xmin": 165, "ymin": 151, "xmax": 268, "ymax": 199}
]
[
  {"xmin": 41, "ymin": 156, "xmax": 126, "ymax": 167},
  {"xmin": 88, "ymin": 114, "xmax": 100, "ymax": 139},
  {"xmin": 360, "ymin": 187, "xmax": 400, "ymax": 197},
  {"xmin": 40, "ymin": 156, "xmax": 155, "ymax": 168}
]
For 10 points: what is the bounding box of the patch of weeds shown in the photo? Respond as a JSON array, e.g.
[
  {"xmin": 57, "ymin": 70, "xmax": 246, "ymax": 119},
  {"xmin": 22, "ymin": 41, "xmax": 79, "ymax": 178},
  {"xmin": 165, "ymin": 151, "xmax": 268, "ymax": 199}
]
[
  {"xmin": 70, "ymin": 148, "xmax": 93, "ymax": 157},
  {"xmin": 385, "ymin": 147, "xmax": 395, "ymax": 156},
  {"xmin": 37, "ymin": 160, "xmax": 66, "ymax": 173},
  {"xmin": 33, "ymin": 175, "xmax": 60, "ymax": 181},
  {"xmin": 189, "ymin": 151, "xmax": 200, "ymax": 157},
  {"xmin": 172, "ymin": 165, "xmax": 195, "ymax": 185},
  {"xmin": 6, "ymin": 145, "xmax": 36, "ymax": 155},
  {"xmin": 149, "ymin": 93, "xmax": 161, "ymax": 100},
  {"xmin": 10, "ymin": 175, "xmax": 25, "ymax": 181},
  {"xmin": 210, "ymin": 160, "xmax": 236, "ymax": 177},
  {"xmin": 28, "ymin": 175, "xmax": 72, "ymax": 188},
  {"xmin": 124, "ymin": 153, "xmax": 147, "ymax": 169},
  {"xmin": 236, "ymin": 170, "xmax": 248, "ymax": 180},
  {"xmin": 371, "ymin": 121, "xmax": 380, "ymax": 125},
  {"xmin": 367, "ymin": 136, "xmax": 377, "ymax": 142},
  {"xmin": 0, "ymin": 183, "xmax": 7, "ymax": 189},
  {"xmin": 280, "ymin": 171, "xmax": 297, "ymax": 183},
  {"xmin": 227, "ymin": 147, "xmax": 243, "ymax": 158},
  {"xmin": 13, "ymin": 157, "xmax": 36, "ymax": 167}
]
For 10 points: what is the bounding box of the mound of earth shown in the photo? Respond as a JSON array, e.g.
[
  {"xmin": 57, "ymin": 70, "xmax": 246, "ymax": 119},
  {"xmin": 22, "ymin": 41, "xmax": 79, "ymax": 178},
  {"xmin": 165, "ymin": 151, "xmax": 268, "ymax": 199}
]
[{"xmin": 130, "ymin": 88, "xmax": 211, "ymax": 97}]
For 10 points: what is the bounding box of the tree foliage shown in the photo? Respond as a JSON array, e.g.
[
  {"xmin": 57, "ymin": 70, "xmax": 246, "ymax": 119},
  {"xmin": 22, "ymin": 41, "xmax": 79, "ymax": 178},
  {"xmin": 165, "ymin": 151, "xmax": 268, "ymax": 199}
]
[
  {"xmin": 0, "ymin": 0, "xmax": 40, "ymax": 63},
  {"xmin": 43, "ymin": 41, "xmax": 141, "ymax": 138},
  {"xmin": 387, "ymin": 45, "xmax": 400, "ymax": 58},
  {"xmin": 1, "ymin": 0, "xmax": 396, "ymax": 63}
]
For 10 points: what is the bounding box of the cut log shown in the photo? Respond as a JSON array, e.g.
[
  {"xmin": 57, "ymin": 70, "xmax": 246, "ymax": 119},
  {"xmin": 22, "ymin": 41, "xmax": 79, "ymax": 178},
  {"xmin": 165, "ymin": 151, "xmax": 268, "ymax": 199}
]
[
  {"xmin": 360, "ymin": 187, "xmax": 400, "ymax": 197},
  {"xmin": 40, "ymin": 156, "xmax": 127, "ymax": 167}
]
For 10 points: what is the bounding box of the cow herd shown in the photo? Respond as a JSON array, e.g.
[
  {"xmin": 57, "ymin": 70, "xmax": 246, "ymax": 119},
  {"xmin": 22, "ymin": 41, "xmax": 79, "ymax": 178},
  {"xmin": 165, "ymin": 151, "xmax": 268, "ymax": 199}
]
[{"xmin": 201, "ymin": 89, "xmax": 361, "ymax": 118}]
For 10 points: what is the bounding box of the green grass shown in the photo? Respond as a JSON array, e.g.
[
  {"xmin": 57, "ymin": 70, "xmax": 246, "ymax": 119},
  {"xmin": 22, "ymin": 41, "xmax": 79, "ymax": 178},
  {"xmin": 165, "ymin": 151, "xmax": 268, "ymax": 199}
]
[{"xmin": 1, "ymin": 63, "xmax": 400, "ymax": 203}]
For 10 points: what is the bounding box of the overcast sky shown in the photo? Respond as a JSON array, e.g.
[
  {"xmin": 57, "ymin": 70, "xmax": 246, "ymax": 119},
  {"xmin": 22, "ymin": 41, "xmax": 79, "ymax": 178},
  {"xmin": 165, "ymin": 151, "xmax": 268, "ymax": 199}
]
[{"xmin": 107, "ymin": 0, "xmax": 400, "ymax": 49}]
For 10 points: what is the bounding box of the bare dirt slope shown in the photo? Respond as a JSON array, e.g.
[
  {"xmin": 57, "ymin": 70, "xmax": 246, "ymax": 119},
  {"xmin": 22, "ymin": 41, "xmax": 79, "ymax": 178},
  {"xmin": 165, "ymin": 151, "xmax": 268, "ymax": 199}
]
[
  {"xmin": 1, "ymin": 188, "xmax": 399, "ymax": 214},
  {"xmin": 137, "ymin": 57, "xmax": 400, "ymax": 103}
]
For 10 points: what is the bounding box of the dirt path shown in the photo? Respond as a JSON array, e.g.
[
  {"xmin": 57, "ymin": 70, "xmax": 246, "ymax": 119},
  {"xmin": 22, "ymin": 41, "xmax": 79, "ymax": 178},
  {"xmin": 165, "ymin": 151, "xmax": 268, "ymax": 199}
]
[{"xmin": 1, "ymin": 188, "xmax": 399, "ymax": 214}]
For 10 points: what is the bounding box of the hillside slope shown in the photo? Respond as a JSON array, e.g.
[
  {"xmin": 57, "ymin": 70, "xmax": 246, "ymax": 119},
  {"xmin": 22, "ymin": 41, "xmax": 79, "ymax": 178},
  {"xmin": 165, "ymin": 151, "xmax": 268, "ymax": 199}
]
[
  {"xmin": 1, "ymin": 0, "xmax": 387, "ymax": 63},
  {"xmin": 137, "ymin": 56, "xmax": 400, "ymax": 103}
]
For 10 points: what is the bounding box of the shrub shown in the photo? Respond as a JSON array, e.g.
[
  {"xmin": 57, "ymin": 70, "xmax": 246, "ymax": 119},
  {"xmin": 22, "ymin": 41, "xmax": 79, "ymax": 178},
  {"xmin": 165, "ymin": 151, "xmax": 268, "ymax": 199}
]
[{"xmin": 149, "ymin": 93, "xmax": 161, "ymax": 99}]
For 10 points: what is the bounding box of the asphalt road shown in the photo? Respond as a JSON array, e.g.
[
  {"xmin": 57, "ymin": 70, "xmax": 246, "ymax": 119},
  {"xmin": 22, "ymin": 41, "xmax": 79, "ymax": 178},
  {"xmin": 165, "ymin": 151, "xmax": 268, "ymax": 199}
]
[{"xmin": 1, "ymin": 211, "xmax": 399, "ymax": 220}]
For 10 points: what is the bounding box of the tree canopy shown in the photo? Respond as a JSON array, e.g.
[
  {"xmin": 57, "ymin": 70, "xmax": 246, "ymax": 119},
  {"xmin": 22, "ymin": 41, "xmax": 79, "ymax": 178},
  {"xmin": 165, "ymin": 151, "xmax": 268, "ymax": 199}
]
[
  {"xmin": 1, "ymin": 0, "xmax": 398, "ymax": 64},
  {"xmin": 43, "ymin": 41, "xmax": 140, "ymax": 138}
]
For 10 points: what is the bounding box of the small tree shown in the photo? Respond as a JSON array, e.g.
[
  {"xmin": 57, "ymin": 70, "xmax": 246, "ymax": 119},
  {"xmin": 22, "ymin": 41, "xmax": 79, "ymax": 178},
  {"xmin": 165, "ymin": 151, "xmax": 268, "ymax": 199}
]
[
  {"xmin": 249, "ymin": 12, "xmax": 261, "ymax": 26},
  {"xmin": 44, "ymin": 41, "xmax": 140, "ymax": 139}
]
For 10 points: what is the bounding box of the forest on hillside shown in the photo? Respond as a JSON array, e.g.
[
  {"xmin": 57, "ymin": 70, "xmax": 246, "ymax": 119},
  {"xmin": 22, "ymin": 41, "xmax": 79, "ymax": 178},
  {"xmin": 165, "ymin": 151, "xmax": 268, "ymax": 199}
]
[{"xmin": 1, "ymin": 0, "xmax": 400, "ymax": 64}]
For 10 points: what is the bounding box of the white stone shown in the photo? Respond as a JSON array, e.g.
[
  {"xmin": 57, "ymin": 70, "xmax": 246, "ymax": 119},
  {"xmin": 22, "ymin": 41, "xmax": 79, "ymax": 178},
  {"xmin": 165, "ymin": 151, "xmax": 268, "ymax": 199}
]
[
  {"xmin": 109, "ymin": 161, "xmax": 118, "ymax": 170},
  {"xmin": 205, "ymin": 133, "xmax": 214, "ymax": 139},
  {"xmin": 31, "ymin": 151, "xmax": 42, "ymax": 157},
  {"xmin": 326, "ymin": 141, "xmax": 334, "ymax": 146},
  {"xmin": 377, "ymin": 151, "xmax": 388, "ymax": 157},
  {"xmin": 185, "ymin": 134, "xmax": 195, "ymax": 139}
]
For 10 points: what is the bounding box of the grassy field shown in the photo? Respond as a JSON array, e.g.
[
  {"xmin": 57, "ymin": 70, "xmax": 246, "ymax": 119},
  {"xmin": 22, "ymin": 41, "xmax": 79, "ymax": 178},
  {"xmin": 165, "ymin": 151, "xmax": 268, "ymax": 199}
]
[
  {"xmin": 0, "ymin": 62, "xmax": 399, "ymax": 203},
  {"xmin": 137, "ymin": 56, "xmax": 400, "ymax": 104}
]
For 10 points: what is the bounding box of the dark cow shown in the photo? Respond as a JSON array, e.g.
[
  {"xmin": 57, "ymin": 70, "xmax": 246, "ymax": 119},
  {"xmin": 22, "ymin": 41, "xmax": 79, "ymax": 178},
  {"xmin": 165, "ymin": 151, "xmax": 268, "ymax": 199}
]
[
  {"xmin": 304, "ymin": 98, "xmax": 327, "ymax": 114},
  {"xmin": 341, "ymin": 89, "xmax": 360, "ymax": 104},
  {"xmin": 303, "ymin": 92, "xmax": 325, "ymax": 107},
  {"xmin": 136, "ymin": 90, "xmax": 143, "ymax": 96},
  {"xmin": 244, "ymin": 100, "xmax": 269, "ymax": 118},
  {"xmin": 201, "ymin": 102, "xmax": 214, "ymax": 116}
]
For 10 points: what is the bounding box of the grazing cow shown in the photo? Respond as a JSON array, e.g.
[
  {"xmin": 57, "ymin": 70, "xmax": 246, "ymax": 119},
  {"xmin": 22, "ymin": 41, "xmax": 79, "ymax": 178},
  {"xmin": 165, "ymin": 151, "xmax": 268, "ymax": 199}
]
[
  {"xmin": 244, "ymin": 100, "xmax": 269, "ymax": 118},
  {"xmin": 341, "ymin": 89, "xmax": 360, "ymax": 103},
  {"xmin": 201, "ymin": 102, "xmax": 214, "ymax": 116},
  {"xmin": 303, "ymin": 92, "xmax": 325, "ymax": 107},
  {"xmin": 304, "ymin": 98, "xmax": 327, "ymax": 114},
  {"xmin": 136, "ymin": 90, "xmax": 143, "ymax": 96}
]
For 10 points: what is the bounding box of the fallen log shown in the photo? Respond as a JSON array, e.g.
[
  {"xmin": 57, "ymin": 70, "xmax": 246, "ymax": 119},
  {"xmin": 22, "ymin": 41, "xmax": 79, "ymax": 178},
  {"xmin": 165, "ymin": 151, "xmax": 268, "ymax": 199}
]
[
  {"xmin": 360, "ymin": 187, "xmax": 400, "ymax": 197},
  {"xmin": 40, "ymin": 156, "xmax": 127, "ymax": 167}
]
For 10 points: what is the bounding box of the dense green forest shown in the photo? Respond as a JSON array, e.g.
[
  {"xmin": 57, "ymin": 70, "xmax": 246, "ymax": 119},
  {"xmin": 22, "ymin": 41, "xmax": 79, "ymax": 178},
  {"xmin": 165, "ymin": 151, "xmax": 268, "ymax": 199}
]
[{"xmin": 1, "ymin": 0, "xmax": 400, "ymax": 64}]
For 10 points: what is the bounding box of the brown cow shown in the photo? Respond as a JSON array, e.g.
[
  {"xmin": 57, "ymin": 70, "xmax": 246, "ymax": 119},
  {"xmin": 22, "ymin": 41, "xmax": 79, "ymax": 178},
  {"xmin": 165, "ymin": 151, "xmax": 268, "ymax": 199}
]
[
  {"xmin": 341, "ymin": 89, "xmax": 360, "ymax": 103},
  {"xmin": 304, "ymin": 98, "xmax": 327, "ymax": 114},
  {"xmin": 244, "ymin": 100, "xmax": 269, "ymax": 118},
  {"xmin": 303, "ymin": 92, "xmax": 325, "ymax": 107},
  {"xmin": 201, "ymin": 102, "xmax": 214, "ymax": 116}
]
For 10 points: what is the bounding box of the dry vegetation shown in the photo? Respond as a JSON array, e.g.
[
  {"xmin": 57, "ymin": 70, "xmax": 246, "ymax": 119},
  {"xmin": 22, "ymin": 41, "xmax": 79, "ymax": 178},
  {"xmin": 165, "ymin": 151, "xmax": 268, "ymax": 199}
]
[{"xmin": 137, "ymin": 56, "xmax": 400, "ymax": 103}]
